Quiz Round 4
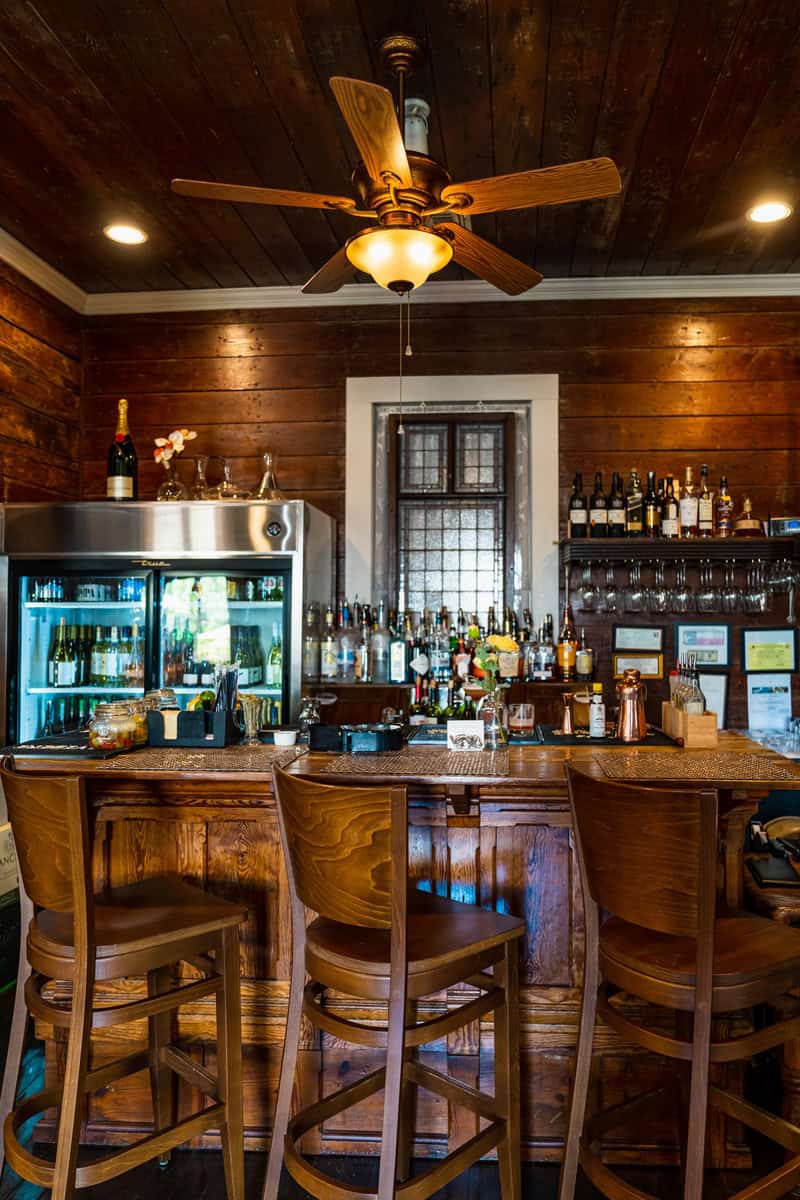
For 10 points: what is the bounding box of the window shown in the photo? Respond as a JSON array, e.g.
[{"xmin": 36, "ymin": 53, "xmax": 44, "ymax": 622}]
[{"xmin": 389, "ymin": 414, "xmax": 514, "ymax": 618}]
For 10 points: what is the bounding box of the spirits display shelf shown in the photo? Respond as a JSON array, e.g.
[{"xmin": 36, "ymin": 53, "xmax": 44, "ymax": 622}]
[{"xmin": 560, "ymin": 536, "xmax": 798, "ymax": 564}]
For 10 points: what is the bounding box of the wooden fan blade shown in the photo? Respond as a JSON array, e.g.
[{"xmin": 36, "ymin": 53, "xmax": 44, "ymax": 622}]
[
  {"xmin": 330, "ymin": 77, "xmax": 412, "ymax": 189},
  {"xmin": 440, "ymin": 157, "xmax": 621, "ymax": 216},
  {"xmin": 302, "ymin": 246, "xmax": 354, "ymax": 294},
  {"xmin": 172, "ymin": 178, "xmax": 357, "ymax": 212},
  {"xmin": 436, "ymin": 222, "xmax": 542, "ymax": 295}
]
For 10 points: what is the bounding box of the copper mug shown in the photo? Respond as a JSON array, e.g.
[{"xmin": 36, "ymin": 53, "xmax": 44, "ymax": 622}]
[{"xmin": 615, "ymin": 668, "xmax": 648, "ymax": 742}]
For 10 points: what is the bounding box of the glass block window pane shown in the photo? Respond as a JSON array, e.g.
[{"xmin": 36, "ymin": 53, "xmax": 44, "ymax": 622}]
[
  {"xmin": 397, "ymin": 498, "xmax": 504, "ymax": 620},
  {"xmin": 399, "ymin": 423, "xmax": 448, "ymax": 493},
  {"xmin": 455, "ymin": 422, "xmax": 504, "ymax": 493}
]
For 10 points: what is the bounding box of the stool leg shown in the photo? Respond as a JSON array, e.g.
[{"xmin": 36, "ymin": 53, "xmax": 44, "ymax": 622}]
[
  {"xmin": 262, "ymin": 936, "xmax": 305, "ymax": 1200},
  {"xmin": 396, "ymin": 1000, "xmax": 417, "ymax": 1183},
  {"xmin": 51, "ymin": 968, "xmax": 94, "ymax": 1200},
  {"xmin": 147, "ymin": 964, "xmax": 176, "ymax": 1165},
  {"xmin": 495, "ymin": 942, "xmax": 521, "ymax": 1200},
  {"xmin": 377, "ymin": 967, "xmax": 408, "ymax": 1200},
  {"xmin": 0, "ymin": 875, "xmax": 34, "ymax": 1181},
  {"xmin": 217, "ymin": 927, "xmax": 244, "ymax": 1200},
  {"xmin": 683, "ymin": 1009, "xmax": 711, "ymax": 1200},
  {"xmin": 557, "ymin": 939, "xmax": 599, "ymax": 1200}
]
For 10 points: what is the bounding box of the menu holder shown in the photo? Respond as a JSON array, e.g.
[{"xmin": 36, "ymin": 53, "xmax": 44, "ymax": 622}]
[
  {"xmin": 146, "ymin": 709, "xmax": 242, "ymax": 748},
  {"xmin": 660, "ymin": 701, "xmax": 719, "ymax": 748}
]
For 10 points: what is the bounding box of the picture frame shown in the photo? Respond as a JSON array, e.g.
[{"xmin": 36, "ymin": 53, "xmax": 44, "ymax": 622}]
[
  {"xmin": 742, "ymin": 627, "xmax": 798, "ymax": 674},
  {"xmin": 697, "ymin": 672, "xmax": 729, "ymax": 731},
  {"xmin": 612, "ymin": 624, "xmax": 665, "ymax": 653},
  {"xmin": 675, "ymin": 622, "xmax": 731, "ymax": 668},
  {"xmin": 612, "ymin": 651, "xmax": 663, "ymax": 680},
  {"xmin": 746, "ymin": 673, "xmax": 794, "ymax": 732}
]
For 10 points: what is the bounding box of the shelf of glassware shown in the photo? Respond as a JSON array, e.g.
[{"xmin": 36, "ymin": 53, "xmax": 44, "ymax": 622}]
[{"xmin": 560, "ymin": 536, "xmax": 798, "ymax": 564}]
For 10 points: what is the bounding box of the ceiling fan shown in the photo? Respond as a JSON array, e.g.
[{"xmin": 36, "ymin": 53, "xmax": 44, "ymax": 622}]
[{"xmin": 172, "ymin": 33, "xmax": 621, "ymax": 296}]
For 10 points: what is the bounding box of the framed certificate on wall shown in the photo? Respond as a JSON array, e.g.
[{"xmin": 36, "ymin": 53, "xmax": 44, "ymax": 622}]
[
  {"xmin": 675, "ymin": 623, "xmax": 731, "ymax": 668},
  {"xmin": 742, "ymin": 628, "xmax": 798, "ymax": 674}
]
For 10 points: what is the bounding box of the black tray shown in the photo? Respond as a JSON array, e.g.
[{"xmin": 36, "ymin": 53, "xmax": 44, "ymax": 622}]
[
  {"xmin": 536, "ymin": 723, "xmax": 678, "ymax": 747},
  {"xmin": 4, "ymin": 731, "xmax": 134, "ymax": 759}
]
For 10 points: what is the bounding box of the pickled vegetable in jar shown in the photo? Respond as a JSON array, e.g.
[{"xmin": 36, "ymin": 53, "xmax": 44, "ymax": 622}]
[{"xmin": 88, "ymin": 702, "xmax": 136, "ymax": 751}]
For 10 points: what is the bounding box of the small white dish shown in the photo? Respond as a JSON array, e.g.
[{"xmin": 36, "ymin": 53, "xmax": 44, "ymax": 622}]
[{"xmin": 273, "ymin": 729, "xmax": 297, "ymax": 746}]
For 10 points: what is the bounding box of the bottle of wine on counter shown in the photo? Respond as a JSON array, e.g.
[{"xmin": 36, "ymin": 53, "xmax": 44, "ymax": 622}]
[
  {"xmin": 106, "ymin": 398, "xmax": 138, "ymax": 500},
  {"xmin": 607, "ymin": 472, "xmax": 626, "ymax": 538},
  {"xmin": 589, "ymin": 471, "xmax": 608, "ymax": 538},
  {"xmin": 567, "ymin": 472, "xmax": 588, "ymax": 538}
]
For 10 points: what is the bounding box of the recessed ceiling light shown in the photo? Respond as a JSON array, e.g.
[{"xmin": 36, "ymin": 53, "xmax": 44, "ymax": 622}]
[
  {"xmin": 747, "ymin": 200, "xmax": 792, "ymax": 224},
  {"xmin": 103, "ymin": 222, "xmax": 149, "ymax": 244}
]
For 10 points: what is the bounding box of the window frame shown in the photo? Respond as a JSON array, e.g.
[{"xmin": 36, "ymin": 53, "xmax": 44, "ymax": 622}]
[{"xmin": 386, "ymin": 411, "xmax": 516, "ymax": 615}]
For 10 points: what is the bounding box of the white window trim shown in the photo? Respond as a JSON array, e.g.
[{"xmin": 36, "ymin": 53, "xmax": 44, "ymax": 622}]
[{"xmin": 345, "ymin": 374, "xmax": 559, "ymax": 621}]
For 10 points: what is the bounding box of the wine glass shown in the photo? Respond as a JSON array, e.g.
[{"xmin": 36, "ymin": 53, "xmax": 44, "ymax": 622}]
[
  {"xmin": 695, "ymin": 561, "xmax": 719, "ymax": 614},
  {"xmin": 578, "ymin": 563, "xmax": 600, "ymax": 612},
  {"xmin": 720, "ymin": 561, "xmax": 741, "ymax": 613},
  {"xmin": 623, "ymin": 561, "xmax": 647, "ymax": 614},
  {"xmin": 670, "ymin": 560, "xmax": 694, "ymax": 614},
  {"xmin": 648, "ymin": 560, "xmax": 669, "ymax": 615},
  {"xmin": 600, "ymin": 562, "xmax": 621, "ymax": 614}
]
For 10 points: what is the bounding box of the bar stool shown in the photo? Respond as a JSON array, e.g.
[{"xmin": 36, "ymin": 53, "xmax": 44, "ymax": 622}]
[
  {"xmin": 559, "ymin": 763, "xmax": 800, "ymax": 1200},
  {"xmin": 263, "ymin": 765, "xmax": 525, "ymax": 1200},
  {"xmin": 0, "ymin": 756, "xmax": 247, "ymax": 1200}
]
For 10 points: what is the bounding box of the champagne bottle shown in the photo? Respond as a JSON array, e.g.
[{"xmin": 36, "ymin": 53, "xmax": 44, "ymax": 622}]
[{"xmin": 106, "ymin": 398, "xmax": 138, "ymax": 500}]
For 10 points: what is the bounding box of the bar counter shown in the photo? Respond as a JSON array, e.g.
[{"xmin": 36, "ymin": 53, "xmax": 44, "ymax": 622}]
[{"xmin": 14, "ymin": 735, "xmax": 800, "ymax": 1167}]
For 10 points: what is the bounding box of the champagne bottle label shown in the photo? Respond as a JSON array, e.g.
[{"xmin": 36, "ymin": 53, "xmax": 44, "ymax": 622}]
[
  {"xmin": 107, "ymin": 476, "xmax": 133, "ymax": 499},
  {"xmin": 54, "ymin": 660, "xmax": 76, "ymax": 687}
]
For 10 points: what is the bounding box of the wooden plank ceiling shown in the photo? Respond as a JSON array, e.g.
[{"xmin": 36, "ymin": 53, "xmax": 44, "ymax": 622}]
[{"xmin": 0, "ymin": 0, "xmax": 798, "ymax": 292}]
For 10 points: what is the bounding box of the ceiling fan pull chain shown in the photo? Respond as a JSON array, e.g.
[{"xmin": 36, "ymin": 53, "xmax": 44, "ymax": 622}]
[{"xmin": 397, "ymin": 297, "xmax": 405, "ymax": 437}]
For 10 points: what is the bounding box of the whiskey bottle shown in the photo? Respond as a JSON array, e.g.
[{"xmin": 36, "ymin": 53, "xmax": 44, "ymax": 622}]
[
  {"xmin": 733, "ymin": 496, "xmax": 763, "ymax": 538},
  {"xmin": 589, "ymin": 471, "xmax": 608, "ymax": 538},
  {"xmin": 557, "ymin": 599, "xmax": 578, "ymax": 681},
  {"xmin": 661, "ymin": 476, "xmax": 679, "ymax": 539},
  {"xmin": 698, "ymin": 464, "xmax": 714, "ymax": 537},
  {"xmin": 567, "ymin": 472, "xmax": 588, "ymax": 539},
  {"xmin": 644, "ymin": 471, "xmax": 660, "ymax": 538},
  {"xmin": 679, "ymin": 466, "xmax": 699, "ymax": 538},
  {"xmin": 716, "ymin": 476, "xmax": 734, "ymax": 538},
  {"xmin": 624, "ymin": 469, "xmax": 644, "ymax": 537},
  {"xmin": 607, "ymin": 471, "xmax": 626, "ymax": 538}
]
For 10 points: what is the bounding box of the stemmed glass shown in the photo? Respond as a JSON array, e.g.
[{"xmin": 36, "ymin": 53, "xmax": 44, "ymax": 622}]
[
  {"xmin": 648, "ymin": 560, "xmax": 670, "ymax": 615},
  {"xmin": 670, "ymin": 561, "xmax": 694, "ymax": 614},
  {"xmin": 623, "ymin": 562, "xmax": 647, "ymax": 614},
  {"xmin": 744, "ymin": 560, "xmax": 771, "ymax": 614},
  {"xmin": 600, "ymin": 562, "xmax": 620, "ymax": 614},
  {"xmin": 720, "ymin": 561, "xmax": 741, "ymax": 614},
  {"xmin": 695, "ymin": 561, "xmax": 719, "ymax": 614},
  {"xmin": 578, "ymin": 563, "xmax": 600, "ymax": 613}
]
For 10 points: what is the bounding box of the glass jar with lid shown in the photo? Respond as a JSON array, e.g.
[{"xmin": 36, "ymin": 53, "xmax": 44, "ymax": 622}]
[
  {"xmin": 89, "ymin": 702, "xmax": 137, "ymax": 751},
  {"xmin": 127, "ymin": 699, "xmax": 149, "ymax": 746}
]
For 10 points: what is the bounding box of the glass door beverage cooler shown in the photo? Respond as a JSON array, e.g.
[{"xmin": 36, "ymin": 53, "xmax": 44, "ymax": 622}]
[{"xmin": 0, "ymin": 501, "xmax": 334, "ymax": 745}]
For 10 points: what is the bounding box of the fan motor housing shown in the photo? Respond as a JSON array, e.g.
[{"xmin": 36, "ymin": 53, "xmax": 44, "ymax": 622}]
[{"xmin": 352, "ymin": 152, "xmax": 452, "ymax": 223}]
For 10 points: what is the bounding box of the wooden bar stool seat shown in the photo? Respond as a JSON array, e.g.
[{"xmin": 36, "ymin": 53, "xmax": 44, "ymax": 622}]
[
  {"xmin": 0, "ymin": 757, "xmax": 247, "ymax": 1200},
  {"xmin": 263, "ymin": 766, "xmax": 525, "ymax": 1200},
  {"xmin": 559, "ymin": 763, "xmax": 800, "ymax": 1200}
]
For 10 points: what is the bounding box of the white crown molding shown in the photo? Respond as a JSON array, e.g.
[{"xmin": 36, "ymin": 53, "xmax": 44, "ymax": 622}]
[
  {"xmin": 0, "ymin": 226, "xmax": 87, "ymax": 313},
  {"xmin": 0, "ymin": 222, "xmax": 799, "ymax": 316}
]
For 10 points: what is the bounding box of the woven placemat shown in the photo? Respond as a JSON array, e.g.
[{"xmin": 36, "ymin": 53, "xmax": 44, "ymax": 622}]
[
  {"xmin": 596, "ymin": 751, "xmax": 800, "ymax": 783},
  {"xmin": 106, "ymin": 744, "xmax": 305, "ymax": 771},
  {"xmin": 319, "ymin": 749, "xmax": 509, "ymax": 778}
]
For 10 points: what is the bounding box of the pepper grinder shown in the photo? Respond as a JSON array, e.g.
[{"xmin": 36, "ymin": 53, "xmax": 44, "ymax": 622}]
[{"xmin": 561, "ymin": 692, "xmax": 574, "ymax": 735}]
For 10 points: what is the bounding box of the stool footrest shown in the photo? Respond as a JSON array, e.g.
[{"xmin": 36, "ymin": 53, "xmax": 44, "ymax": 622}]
[
  {"xmin": 578, "ymin": 1144, "xmax": 657, "ymax": 1200},
  {"xmin": 584, "ymin": 1084, "xmax": 672, "ymax": 1141},
  {"xmin": 162, "ymin": 1044, "xmax": 220, "ymax": 1099},
  {"xmin": 709, "ymin": 1084, "xmax": 800, "ymax": 1153},
  {"xmin": 405, "ymin": 1061, "xmax": 500, "ymax": 1121}
]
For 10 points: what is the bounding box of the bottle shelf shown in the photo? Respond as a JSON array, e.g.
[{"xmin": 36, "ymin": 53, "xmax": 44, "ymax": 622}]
[
  {"xmin": 28, "ymin": 686, "xmax": 145, "ymax": 695},
  {"xmin": 560, "ymin": 536, "xmax": 798, "ymax": 564},
  {"xmin": 25, "ymin": 601, "xmax": 146, "ymax": 610},
  {"xmin": 168, "ymin": 685, "xmax": 282, "ymax": 695},
  {"xmin": 226, "ymin": 600, "xmax": 284, "ymax": 608}
]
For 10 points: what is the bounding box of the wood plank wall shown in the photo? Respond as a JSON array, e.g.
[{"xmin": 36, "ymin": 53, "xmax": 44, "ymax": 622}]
[
  {"xmin": 81, "ymin": 295, "xmax": 800, "ymax": 725},
  {"xmin": 0, "ymin": 262, "xmax": 81, "ymax": 501}
]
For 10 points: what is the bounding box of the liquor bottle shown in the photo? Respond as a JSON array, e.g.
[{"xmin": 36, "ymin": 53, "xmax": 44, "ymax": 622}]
[
  {"xmin": 117, "ymin": 626, "xmax": 133, "ymax": 685},
  {"xmin": 733, "ymin": 496, "xmax": 763, "ymax": 538},
  {"xmin": 52, "ymin": 617, "xmax": 77, "ymax": 687},
  {"xmin": 575, "ymin": 629, "xmax": 594, "ymax": 682},
  {"xmin": 232, "ymin": 626, "xmax": 249, "ymax": 686},
  {"xmin": 540, "ymin": 624, "xmax": 556, "ymax": 681},
  {"xmin": 679, "ymin": 466, "xmax": 699, "ymax": 538},
  {"xmin": 698, "ymin": 464, "xmax": 714, "ymax": 538},
  {"xmin": 388, "ymin": 618, "xmax": 408, "ymax": 684},
  {"xmin": 267, "ymin": 624, "xmax": 283, "ymax": 686},
  {"xmin": 251, "ymin": 628, "xmax": 265, "ymax": 685},
  {"xmin": 370, "ymin": 602, "xmax": 390, "ymax": 683},
  {"xmin": 182, "ymin": 628, "xmax": 199, "ymax": 687},
  {"xmin": 644, "ymin": 471, "xmax": 660, "ymax": 538},
  {"xmin": 408, "ymin": 677, "xmax": 428, "ymax": 726},
  {"xmin": 453, "ymin": 635, "xmax": 471, "ymax": 682},
  {"xmin": 199, "ymin": 657, "xmax": 216, "ymax": 688},
  {"xmin": 429, "ymin": 612, "xmax": 451, "ymax": 682},
  {"xmin": 106, "ymin": 626, "xmax": 121, "ymax": 686},
  {"xmin": 127, "ymin": 622, "xmax": 144, "ymax": 686},
  {"xmin": 589, "ymin": 471, "xmax": 608, "ymax": 538},
  {"xmin": 588, "ymin": 683, "xmax": 606, "ymax": 738},
  {"xmin": 624, "ymin": 469, "xmax": 644, "ymax": 537},
  {"xmin": 355, "ymin": 621, "xmax": 371, "ymax": 682},
  {"xmin": 660, "ymin": 476, "xmax": 679, "ymax": 539},
  {"xmin": 567, "ymin": 472, "xmax": 588, "ymax": 539},
  {"xmin": 302, "ymin": 605, "xmax": 320, "ymax": 682},
  {"xmin": 557, "ymin": 599, "xmax": 578, "ymax": 681},
  {"xmin": 486, "ymin": 605, "xmax": 499, "ymax": 635},
  {"xmin": 320, "ymin": 605, "xmax": 338, "ymax": 681},
  {"xmin": 106, "ymin": 398, "xmax": 138, "ymax": 500},
  {"xmin": 716, "ymin": 476, "xmax": 734, "ymax": 538},
  {"xmin": 90, "ymin": 625, "xmax": 106, "ymax": 686},
  {"xmin": 607, "ymin": 472, "xmax": 626, "ymax": 538}
]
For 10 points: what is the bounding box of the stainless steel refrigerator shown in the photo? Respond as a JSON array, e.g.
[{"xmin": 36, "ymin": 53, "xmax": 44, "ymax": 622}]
[{"xmin": 0, "ymin": 500, "xmax": 334, "ymax": 744}]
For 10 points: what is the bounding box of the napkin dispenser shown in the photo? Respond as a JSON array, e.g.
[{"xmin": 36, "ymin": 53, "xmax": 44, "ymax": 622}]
[{"xmin": 147, "ymin": 708, "xmax": 242, "ymax": 748}]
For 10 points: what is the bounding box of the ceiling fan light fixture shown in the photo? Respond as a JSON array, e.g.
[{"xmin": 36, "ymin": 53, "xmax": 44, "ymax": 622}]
[
  {"xmin": 747, "ymin": 200, "xmax": 792, "ymax": 224},
  {"xmin": 345, "ymin": 226, "xmax": 452, "ymax": 293},
  {"xmin": 103, "ymin": 222, "xmax": 149, "ymax": 245}
]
